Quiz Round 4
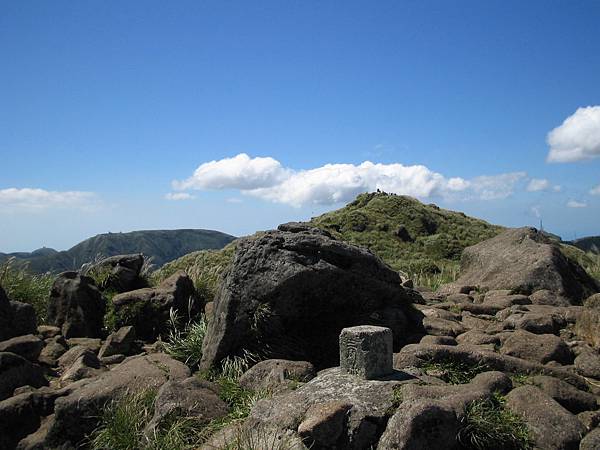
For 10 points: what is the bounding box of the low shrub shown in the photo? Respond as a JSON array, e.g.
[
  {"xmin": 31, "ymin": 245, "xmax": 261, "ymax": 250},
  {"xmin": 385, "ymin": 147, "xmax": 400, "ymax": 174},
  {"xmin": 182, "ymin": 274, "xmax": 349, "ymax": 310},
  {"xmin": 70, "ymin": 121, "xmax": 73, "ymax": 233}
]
[{"xmin": 421, "ymin": 358, "xmax": 490, "ymax": 385}]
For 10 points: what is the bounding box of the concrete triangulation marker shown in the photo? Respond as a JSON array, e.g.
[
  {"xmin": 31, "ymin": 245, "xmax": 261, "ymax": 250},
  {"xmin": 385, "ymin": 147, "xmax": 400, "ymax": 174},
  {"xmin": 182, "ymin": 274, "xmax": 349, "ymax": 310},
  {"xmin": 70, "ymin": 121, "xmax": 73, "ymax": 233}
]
[{"xmin": 339, "ymin": 325, "xmax": 393, "ymax": 379}]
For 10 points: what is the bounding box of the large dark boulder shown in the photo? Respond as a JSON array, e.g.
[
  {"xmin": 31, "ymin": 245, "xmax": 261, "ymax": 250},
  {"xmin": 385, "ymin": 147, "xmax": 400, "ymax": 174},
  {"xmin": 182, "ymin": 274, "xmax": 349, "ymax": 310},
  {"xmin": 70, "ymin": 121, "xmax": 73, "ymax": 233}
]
[
  {"xmin": 0, "ymin": 286, "xmax": 37, "ymax": 340},
  {"xmin": 47, "ymin": 272, "xmax": 106, "ymax": 338},
  {"xmin": 0, "ymin": 352, "xmax": 47, "ymax": 401},
  {"xmin": 87, "ymin": 253, "xmax": 145, "ymax": 293},
  {"xmin": 111, "ymin": 271, "xmax": 196, "ymax": 340},
  {"xmin": 200, "ymin": 224, "xmax": 421, "ymax": 371},
  {"xmin": 440, "ymin": 227, "xmax": 598, "ymax": 303}
]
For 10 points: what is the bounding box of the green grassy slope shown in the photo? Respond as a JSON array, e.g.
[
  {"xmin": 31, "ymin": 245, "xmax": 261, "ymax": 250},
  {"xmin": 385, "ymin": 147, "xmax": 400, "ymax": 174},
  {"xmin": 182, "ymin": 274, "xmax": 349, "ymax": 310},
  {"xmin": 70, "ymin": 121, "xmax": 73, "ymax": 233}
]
[{"xmin": 309, "ymin": 192, "xmax": 503, "ymax": 277}]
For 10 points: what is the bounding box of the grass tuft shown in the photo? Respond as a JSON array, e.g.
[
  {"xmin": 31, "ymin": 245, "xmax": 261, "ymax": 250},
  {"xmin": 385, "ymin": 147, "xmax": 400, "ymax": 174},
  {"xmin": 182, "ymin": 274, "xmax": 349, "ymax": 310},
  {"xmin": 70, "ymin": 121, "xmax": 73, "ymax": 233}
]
[
  {"xmin": 164, "ymin": 309, "xmax": 208, "ymax": 369},
  {"xmin": 0, "ymin": 257, "xmax": 54, "ymax": 323},
  {"xmin": 457, "ymin": 393, "xmax": 532, "ymax": 450},
  {"xmin": 422, "ymin": 358, "xmax": 490, "ymax": 385}
]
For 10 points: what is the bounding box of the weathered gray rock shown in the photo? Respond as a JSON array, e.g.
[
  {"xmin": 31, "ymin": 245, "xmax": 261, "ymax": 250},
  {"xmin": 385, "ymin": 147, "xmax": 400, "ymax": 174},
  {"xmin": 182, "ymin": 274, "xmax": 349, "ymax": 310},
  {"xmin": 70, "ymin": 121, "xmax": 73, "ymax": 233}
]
[
  {"xmin": 455, "ymin": 330, "xmax": 500, "ymax": 346},
  {"xmin": 46, "ymin": 353, "xmax": 189, "ymax": 446},
  {"xmin": 500, "ymin": 330, "xmax": 573, "ymax": 365},
  {"xmin": 506, "ymin": 385, "xmax": 586, "ymax": 450},
  {"xmin": 66, "ymin": 337, "xmax": 102, "ymax": 352},
  {"xmin": 38, "ymin": 336, "xmax": 67, "ymax": 366},
  {"xmin": 340, "ymin": 326, "xmax": 393, "ymax": 380},
  {"xmin": 239, "ymin": 359, "xmax": 316, "ymax": 393},
  {"xmin": 98, "ymin": 326, "xmax": 136, "ymax": 358},
  {"xmin": 0, "ymin": 335, "xmax": 44, "ymax": 362},
  {"xmin": 422, "ymin": 317, "xmax": 465, "ymax": 337},
  {"xmin": 505, "ymin": 312, "xmax": 566, "ymax": 335},
  {"xmin": 200, "ymin": 225, "xmax": 420, "ymax": 371},
  {"xmin": 57, "ymin": 345, "xmax": 92, "ymax": 370},
  {"xmin": 36, "ymin": 325, "xmax": 60, "ymax": 340},
  {"xmin": 145, "ymin": 377, "xmax": 228, "ymax": 434},
  {"xmin": 0, "ymin": 352, "xmax": 47, "ymax": 400},
  {"xmin": 248, "ymin": 367, "xmax": 410, "ymax": 449},
  {"xmin": 574, "ymin": 352, "xmax": 600, "ymax": 379},
  {"xmin": 87, "ymin": 253, "xmax": 145, "ymax": 293},
  {"xmin": 439, "ymin": 227, "xmax": 599, "ymax": 303},
  {"xmin": 111, "ymin": 271, "xmax": 196, "ymax": 340},
  {"xmin": 297, "ymin": 400, "xmax": 353, "ymax": 448},
  {"xmin": 377, "ymin": 399, "xmax": 460, "ymax": 450},
  {"xmin": 420, "ymin": 335, "xmax": 457, "ymax": 345},
  {"xmin": 47, "ymin": 272, "xmax": 105, "ymax": 338},
  {"xmin": 580, "ymin": 428, "xmax": 600, "ymax": 450},
  {"xmin": 529, "ymin": 375, "xmax": 598, "ymax": 414},
  {"xmin": 10, "ymin": 301, "xmax": 38, "ymax": 337},
  {"xmin": 60, "ymin": 350, "xmax": 103, "ymax": 382},
  {"xmin": 529, "ymin": 289, "xmax": 571, "ymax": 306}
]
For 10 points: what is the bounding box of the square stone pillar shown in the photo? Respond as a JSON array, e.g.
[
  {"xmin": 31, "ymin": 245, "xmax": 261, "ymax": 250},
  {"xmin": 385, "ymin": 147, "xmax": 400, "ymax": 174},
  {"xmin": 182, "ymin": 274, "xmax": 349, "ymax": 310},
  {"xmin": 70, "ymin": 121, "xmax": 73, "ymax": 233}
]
[{"xmin": 339, "ymin": 325, "xmax": 393, "ymax": 379}]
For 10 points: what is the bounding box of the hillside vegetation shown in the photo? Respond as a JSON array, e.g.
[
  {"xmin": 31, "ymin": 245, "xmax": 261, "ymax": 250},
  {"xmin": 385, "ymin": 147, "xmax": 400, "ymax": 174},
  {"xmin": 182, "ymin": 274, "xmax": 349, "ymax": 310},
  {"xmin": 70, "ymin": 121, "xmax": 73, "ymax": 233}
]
[
  {"xmin": 0, "ymin": 229, "xmax": 236, "ymax": 273},
  {"xmin": 310, "ymin": 192, "xmax": 503, "ymax": 277},
  {"xmin": 570, "ymin": 236, "xmax": 600, "ymax": 255}
]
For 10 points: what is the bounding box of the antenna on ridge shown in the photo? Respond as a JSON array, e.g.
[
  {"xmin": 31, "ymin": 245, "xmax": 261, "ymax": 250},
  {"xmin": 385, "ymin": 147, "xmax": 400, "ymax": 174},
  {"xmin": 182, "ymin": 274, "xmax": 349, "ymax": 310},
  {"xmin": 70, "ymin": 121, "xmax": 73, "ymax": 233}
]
[{"xmin": 539, "ymin": 219, "xmax": 544, "ymax": 233}]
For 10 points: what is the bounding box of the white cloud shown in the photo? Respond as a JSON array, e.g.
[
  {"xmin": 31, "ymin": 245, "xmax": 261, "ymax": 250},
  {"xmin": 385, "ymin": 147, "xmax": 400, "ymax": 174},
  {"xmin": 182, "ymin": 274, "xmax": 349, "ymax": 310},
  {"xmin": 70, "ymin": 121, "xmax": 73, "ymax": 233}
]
[
  {"xmin": 165, "ymin": 192, "xmax": 195, "ymax": 201},
  {"xmin": 226, "ymin": 197, "xmax": 243, "ymax": 203},
  {"xmin": 0, "ymin": 188, "xmax": 95, "ymax": 212},
  {"xmin": 567, "ymin": 199, "xmax": 587, "ymax": 208},
  {"xmin": 553, "ymin": 185, "xmax": 562, "ymax": 192},
  {"xmin": 531, "ymin": 205, "xmax": 541, "ymax": 219},
  {"xmin": 526, "ymin": 178, "xmax": 550, "ymax": 192},
  {"xmin": 590, "ymin": 185, "xmax": 600, "ymax": 196},
  {"xmin": 173, "ymin": 154, "xmax": 527, "ymax": 207},
  {"xmin": 547, "ymin": 106, "xmax": 600, "ymax": 163},
  {"xmin": 172, "ymin": 153, "xmax": 289, "ymax": 191}
]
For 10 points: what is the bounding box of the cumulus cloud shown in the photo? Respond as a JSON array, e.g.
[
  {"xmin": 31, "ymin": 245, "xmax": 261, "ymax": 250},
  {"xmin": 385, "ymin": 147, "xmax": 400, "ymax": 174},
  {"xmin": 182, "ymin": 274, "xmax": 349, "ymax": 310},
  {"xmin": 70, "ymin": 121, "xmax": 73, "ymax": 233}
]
[
  {"xmin": 590, "ymin": 185, "xmax": 600, "ymax": 196},
  {"xmin": 173, "ymin": 153, "xmax": 289, "ymax": 190},
  {"xmin": 0, "ymin": 188, "xmax": 95, "ymax": 212},
  {"xmin": 173, "ymin": 154, "xmax": 527, "ymax": 207},
  {"xmin": 165, "ymin": 192, "xmax": 195, "ymax": 201},
  {"xmin": 567, "ymin": 199, "xmax": 587, "ymax": 208},
  {"xmin": 547, "ymin": 106, "xmax": 600, "ymax": 163}
]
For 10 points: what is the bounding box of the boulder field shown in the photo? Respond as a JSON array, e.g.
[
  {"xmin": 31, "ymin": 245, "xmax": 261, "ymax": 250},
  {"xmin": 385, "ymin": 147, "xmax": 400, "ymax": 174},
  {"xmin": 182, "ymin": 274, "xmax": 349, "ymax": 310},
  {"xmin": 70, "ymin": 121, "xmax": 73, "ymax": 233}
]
[{"xmin": 0, "ymin": 226, "xmax": 599, "ymax": 449}]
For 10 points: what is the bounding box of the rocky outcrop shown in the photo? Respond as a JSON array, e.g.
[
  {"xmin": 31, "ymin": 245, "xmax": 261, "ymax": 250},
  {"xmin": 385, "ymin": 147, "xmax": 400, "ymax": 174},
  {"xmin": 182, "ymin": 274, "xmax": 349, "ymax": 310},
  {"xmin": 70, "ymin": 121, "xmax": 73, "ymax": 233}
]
[
  {"xmin": 200, "ymin": 224, "xmax": 422, "ymax": 370},
  {"xmin": 439, "ymin": 227, "xmax": 598, "ymax": 303},
  {"xmin": 47, "ymin": 272, "xmax": 106, "ymax": 338},
  {"xmin": 88, "ymin": 253, "xmax": 145, "ymax": 292},
  {"xmin": 111, "ymin": 270, "xmax": 196, "ymax": 340},
  {"xmin": 0, "ymin": 286, "xmax": 37, "ymax": 341},
  {"xmin": 46, "ymin": 353, "xmax": 189, "ymax": 446},
  {"xmin": 0, "ymin": 352, "xmax": 47, "ymax": 401}
]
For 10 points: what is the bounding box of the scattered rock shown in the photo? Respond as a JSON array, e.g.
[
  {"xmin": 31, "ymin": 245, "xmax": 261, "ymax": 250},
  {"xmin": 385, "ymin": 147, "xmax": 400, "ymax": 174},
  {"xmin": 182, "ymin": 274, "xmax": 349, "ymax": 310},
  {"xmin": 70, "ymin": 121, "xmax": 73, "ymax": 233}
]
[
  {"xmin": 0, "ymin": 335, "xmax": 44, "ymax": 362},
  {"xmin": 506, "ymin": 385, "xmax": 586, "ymax": 450},
  {"xmin": 10, "ymin": 301, "xmax": 38, "ymax": 338},
  {"xmin": 37, "ymin": 325, "xmax": 61, "ymax": 340},
  {"xmin": 297, "ymin": 400, "xmax": 352, "ymax": 448},
  {"xmin": 574, "ymin": 352, "xmax": 600, "ymax": 379},
  {"xmin": 0, "ymin": 352, "xmax": 47, "ymax": 401},
  {"xmin": 66, "ymin": 337, "xmax": 102, "ymax": 353},
  {"xmin": 47, "ymin": 272, "xmax": 106, "ymax": 338},
  {"xmin": 530, "ymin": 289, "xmax": 571, "ymax": 306},
  {"xmin": 46, "ymin": 353, "xmax": 190, "ymax": 446},
  {"xmin": 60, "ymin": 349, "xmax": 103, "ymax": 382},
  {"xmin": 239, "ymin": 359, "xmax": 316, "ymax": 392},
  {"xmin": 38, "ymin": 336, "xmax": 68, "ymax": 366},
  {"xmin": 377, "ymin": 399, "xmax": 460, "ymax": 450},
  {"xmin": 111, "ymin": 271, "xmax": 196, "ymax": 340},
  {"xmin": 580, "ymin": 428, "xmax": 600, "ymax": 450},
  {"xmin": 420, "ymin": 335, "xmax": 457, "ymax": 345},
  {"xmin": 98, "ymin": 326, "xmax": 136, "ymax": 358},
  {"xmin": 422, "ymin": 317, "xmax": 465, "ymax": 337},
  {"xmin": 145, "ymin": 377, "xmax": 228, "ymax": 434},
  {"xmin": 529, "ymin": 375, "xmax": 598, "ymax": 414},
  {"xmin": 500, "ymin": 330, "xmax": 573, "ymax": 365}
]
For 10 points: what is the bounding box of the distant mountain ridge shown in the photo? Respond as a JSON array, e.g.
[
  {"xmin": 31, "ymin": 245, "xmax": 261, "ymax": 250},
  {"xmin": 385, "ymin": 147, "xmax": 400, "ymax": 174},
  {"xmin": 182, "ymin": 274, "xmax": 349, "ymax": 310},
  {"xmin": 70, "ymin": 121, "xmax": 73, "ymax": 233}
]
[
  {"xmin": 0, "ymin": 229, "xmax": 236, "ymax": 273},
  {"xmin": 570, "ymin": 236, "xmax": 600, "ymax": 254}
]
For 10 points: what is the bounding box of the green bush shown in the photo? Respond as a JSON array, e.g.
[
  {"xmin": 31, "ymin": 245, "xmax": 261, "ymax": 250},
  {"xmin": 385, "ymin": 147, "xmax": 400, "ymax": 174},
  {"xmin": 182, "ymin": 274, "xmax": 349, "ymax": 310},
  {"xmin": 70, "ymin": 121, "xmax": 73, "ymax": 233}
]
[
  {"xmin": 457, "ymin": 393, "xmax": 532, "ymax": 450},
  {"xmin": 0, "ymin": 258, "xmax": 54, "ymax": 323}
]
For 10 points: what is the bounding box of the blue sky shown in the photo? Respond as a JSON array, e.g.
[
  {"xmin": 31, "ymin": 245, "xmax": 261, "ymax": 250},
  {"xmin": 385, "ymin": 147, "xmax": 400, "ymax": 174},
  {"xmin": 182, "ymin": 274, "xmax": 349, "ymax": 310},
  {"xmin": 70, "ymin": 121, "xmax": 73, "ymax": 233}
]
[{"xmin": 1, "ymin": 1, "xmax": 600, "ymax": 252}]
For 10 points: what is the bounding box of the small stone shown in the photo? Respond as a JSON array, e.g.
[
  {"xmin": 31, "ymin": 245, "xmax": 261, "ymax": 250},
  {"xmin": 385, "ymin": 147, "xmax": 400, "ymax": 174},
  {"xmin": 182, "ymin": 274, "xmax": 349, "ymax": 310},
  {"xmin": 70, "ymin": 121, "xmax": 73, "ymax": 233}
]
[{"xmin": 339, "ymin": 326, "xmax": 392, "ymax": 380}]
